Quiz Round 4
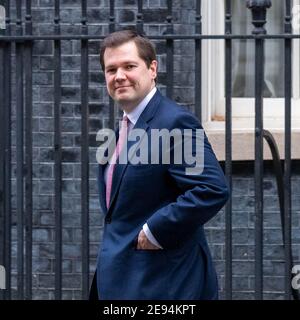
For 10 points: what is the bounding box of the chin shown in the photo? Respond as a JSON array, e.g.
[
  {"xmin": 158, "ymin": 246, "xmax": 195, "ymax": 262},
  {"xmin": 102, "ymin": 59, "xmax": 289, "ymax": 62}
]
[
  {"xmin": 116, "ymin": 95, "xmax": 135, "ymax": 103},
  {"xmin": 115, "ymin": 97, "xmax": 129, "ymax": 105}
]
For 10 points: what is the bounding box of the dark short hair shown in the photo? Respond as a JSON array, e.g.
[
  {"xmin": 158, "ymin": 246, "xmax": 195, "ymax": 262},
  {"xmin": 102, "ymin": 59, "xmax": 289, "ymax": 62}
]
[{"xmin": 99, "ymin": 29, "xmax": 157, "ymax": 71}]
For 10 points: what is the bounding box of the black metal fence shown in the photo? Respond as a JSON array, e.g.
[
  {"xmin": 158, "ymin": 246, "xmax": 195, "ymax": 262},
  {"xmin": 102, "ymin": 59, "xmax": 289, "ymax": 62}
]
[{"xmin": 0, "ymin": 0, "xmax": 299, "ymax": 300}]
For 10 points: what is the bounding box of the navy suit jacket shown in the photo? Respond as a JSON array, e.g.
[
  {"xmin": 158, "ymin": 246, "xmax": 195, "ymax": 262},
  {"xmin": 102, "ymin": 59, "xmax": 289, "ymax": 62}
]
[{"xmin": 95, "ymin": 89, "xmax": 229, "ymax": 299}]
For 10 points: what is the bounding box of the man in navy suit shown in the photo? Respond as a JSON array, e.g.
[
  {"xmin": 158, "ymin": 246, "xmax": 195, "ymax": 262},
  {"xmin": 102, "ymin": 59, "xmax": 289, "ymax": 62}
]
[{"xmin": 90, "ymin": 29, "xmax": 229, "ymax": 300}]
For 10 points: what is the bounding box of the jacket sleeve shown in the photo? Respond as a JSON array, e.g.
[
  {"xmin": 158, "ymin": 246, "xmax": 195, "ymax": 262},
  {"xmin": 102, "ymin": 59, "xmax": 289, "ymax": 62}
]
[{"xmin": 146, "ymin": 111, "xmax": 230, "ymax": 249}]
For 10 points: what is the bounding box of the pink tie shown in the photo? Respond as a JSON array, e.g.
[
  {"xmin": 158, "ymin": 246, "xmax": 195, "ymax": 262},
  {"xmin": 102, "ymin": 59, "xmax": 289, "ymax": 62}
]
[{"xmin": 106, "ymin": 115, "xmax": 129, "ymax": 208}]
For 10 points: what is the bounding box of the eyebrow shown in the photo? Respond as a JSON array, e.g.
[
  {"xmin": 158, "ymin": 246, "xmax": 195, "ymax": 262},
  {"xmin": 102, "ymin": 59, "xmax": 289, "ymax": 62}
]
[{"xmin": 105, "ymin": 60, "xmax": 138, "ymax": 70}]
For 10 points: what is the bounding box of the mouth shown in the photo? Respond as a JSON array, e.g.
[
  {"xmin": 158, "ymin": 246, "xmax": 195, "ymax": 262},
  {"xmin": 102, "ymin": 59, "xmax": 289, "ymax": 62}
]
[{"xmin": 115, "ymin": 85, "xmax": 132, "ymax": 90}]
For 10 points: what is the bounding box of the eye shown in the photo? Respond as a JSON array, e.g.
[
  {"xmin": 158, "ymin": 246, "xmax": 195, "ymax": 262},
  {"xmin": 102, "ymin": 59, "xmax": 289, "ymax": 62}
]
[
  {"xmin": 126, "ymin": 65, "xmax": 135, "ymax": 70},
  {"xmin": 106, "ymin": 68, "xmax": 116, "ymax": 74}
]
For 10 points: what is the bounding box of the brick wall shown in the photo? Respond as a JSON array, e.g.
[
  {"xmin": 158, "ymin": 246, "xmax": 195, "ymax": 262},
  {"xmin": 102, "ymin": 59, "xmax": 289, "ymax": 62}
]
[{"xmin": 207, "ymin": 162, "xmax": 300, "ymax": 299}]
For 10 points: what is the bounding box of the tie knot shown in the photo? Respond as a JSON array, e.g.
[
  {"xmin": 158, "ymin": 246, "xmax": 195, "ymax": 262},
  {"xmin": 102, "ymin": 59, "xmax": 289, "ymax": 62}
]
[
  {"xmin": 119, "ymin": 115, "xmax": 129, "ymax": 134},
  {"xmin": 121, "ymin": 115, "xmax": 130, "ymax": 130}
]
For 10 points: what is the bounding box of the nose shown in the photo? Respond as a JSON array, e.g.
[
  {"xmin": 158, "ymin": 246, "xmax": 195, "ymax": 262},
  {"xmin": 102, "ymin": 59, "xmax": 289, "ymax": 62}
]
[{"xmin": 115, "ymin": 68, "xmax": 126, "ymax": 81}]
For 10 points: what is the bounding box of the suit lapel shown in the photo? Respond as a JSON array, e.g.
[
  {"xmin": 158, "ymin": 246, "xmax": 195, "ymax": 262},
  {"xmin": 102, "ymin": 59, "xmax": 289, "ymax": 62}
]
[
  {"xmin": 108, "ymin": 120, "xmax": 149, "ymax": 210},
  {"xmin": 98, "ymin": 163, "xmax": 107, "ymax": 213},
  {"xmin": 98, "ymin": 127, "xmax": 119, "ymax": 213},
  {"xmin": 107, "ymin": 89, "xmax": 163, "ymax": 213}
]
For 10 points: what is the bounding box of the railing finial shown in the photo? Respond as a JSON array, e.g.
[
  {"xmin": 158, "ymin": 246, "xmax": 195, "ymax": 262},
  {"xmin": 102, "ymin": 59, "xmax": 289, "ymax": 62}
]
[{"xmin": 246, "ymin": 0, "xmax": 272, "ymax": 34}]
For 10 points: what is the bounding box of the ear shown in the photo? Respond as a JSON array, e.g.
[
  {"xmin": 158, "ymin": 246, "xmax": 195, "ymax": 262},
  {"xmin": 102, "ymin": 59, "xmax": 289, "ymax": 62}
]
[{"xmin": 149, "ymin": 60, "xmax": 158, "ymax": 81}]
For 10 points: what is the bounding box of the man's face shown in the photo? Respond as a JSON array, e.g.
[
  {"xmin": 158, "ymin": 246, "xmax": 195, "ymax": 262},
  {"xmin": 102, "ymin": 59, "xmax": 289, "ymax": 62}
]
[{"xmin": 103, "ymin": 41, "xmax": 157, "ymax": 112}]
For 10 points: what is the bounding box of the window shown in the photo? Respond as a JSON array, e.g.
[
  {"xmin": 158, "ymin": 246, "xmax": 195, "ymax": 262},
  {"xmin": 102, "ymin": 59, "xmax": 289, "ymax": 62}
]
[{"xmin": 201, "ymin": 0, "xmax": 300, "ymax": 160}]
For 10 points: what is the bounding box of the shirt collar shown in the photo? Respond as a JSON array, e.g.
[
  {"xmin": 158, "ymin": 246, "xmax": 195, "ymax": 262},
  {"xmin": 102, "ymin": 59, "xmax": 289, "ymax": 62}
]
[{"xmin": 123, "ymin": 87, "xmax": 157, "ymax": 125}]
